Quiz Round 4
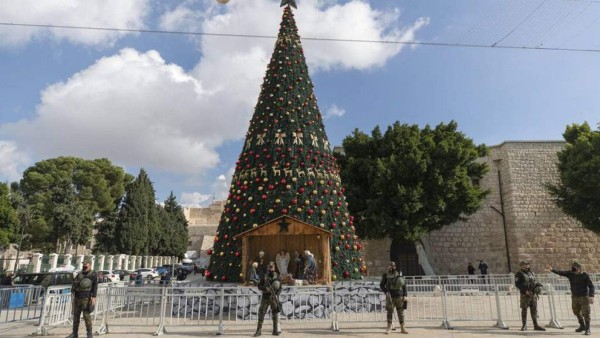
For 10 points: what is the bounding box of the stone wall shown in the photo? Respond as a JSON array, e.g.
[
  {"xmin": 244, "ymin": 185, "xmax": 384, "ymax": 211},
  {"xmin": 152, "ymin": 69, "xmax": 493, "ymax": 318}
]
[
  {"xmin": 184, "ymin": 201, "xmax": 224, "ymax": 252},
  {"xmin": 423, "ymin": 141, "xmax": 600, "ymax": 275}
]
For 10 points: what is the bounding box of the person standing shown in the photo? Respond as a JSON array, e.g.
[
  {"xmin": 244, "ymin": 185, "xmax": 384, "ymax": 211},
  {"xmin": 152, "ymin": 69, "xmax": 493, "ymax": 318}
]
[
  {"xmin": 380, "ymin": 262, "xmax": 408, "ymax": 334},
  {"xmin": 478, "ymin": 259, "xmax": 488, "ymax": 283},
  {"xmin": 467, "ymin": 262, "xmax": 475, "ymax": 275},
  {"xmin": 67, "ymin": 261, "xmax": 98, "ymax": 338},
  {"xmin": 515, "ymin": 260, "xmax": 545, "ymax": 331},
  {"xmin": 254, "ymin": 262, "xmax": 282, "ymax": 337},
  {"xmin": 546, "ymin": 262, "xmax": 595, "ymax": 335}
]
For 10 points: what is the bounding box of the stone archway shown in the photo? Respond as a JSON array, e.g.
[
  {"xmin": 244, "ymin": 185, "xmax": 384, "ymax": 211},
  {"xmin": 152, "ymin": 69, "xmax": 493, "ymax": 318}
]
[{"xmin": 389, "ymin": 238, "xmax": 424, "ymax": 276}]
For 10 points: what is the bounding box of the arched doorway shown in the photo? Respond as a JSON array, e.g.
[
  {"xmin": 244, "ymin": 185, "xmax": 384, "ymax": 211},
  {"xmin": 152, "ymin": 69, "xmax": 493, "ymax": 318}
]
[{"xmin": 390, "ymin": 238, "xmax": 424, "ymax": 276}]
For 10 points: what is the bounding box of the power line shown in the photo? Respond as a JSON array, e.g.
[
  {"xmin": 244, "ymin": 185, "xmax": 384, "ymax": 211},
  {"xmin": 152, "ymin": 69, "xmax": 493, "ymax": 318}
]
[{"xmin": 2, "ymin": 21, "xmax": 600, "ymax": 53}]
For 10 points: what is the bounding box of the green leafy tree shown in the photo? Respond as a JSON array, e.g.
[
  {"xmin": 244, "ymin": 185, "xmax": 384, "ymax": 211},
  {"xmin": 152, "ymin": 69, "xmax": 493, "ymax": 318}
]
[
  {"xmin": 48, "ymin": 179, "xmax": 95, "ymax": 253},
  {"xmin": 115, "ymin": 169, "xmax": 159, "ymax": 255},
  {"xmin": 0, "ymin": 182, "xmax": 18, "ymax": 249},
  {"xmin": 93, "ymin": 209, "xmax": 120, "ymax": 254},
  {"xmin": 157, "ymin": 192, "xmax": 189, "ymax": 257},
  {"xmin": 547, "ymin": 122, "xmax": 600, "ymax": 233},
  {"xmin": 18, "ymin": 157, "xmax": 132, "ymax": 250},
  {"xmin": 208, "ymin": 4, "xmax": 364, "ymax": 282},
  {"xmin": 338, "ymin": 121, "xmax": 489, "ymax": 242}
]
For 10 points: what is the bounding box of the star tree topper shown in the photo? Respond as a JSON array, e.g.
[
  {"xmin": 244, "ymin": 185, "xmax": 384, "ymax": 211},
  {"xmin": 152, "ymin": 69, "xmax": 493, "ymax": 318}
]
[{"xmin": 280, "ymin": 0, "xmax": 297, "ymax": 9}]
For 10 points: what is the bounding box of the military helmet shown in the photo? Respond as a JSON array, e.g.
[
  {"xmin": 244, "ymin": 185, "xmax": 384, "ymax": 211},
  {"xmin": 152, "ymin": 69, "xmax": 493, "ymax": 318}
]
[
  {"xmin": 80, "ymin": 277, "xmax": 93, "ymax": 291},
  {"xmin": 533, "ymin": 283, "xmax": 543, "ymax": 295},
  {"xmin": 271, "ymin": 280, "xmax": 281, "ymax": 291},
  {"xmin": 519, "ymin": 260, "xmax": 529, "ymax": 267},
  {"xmin": 572, "ymin": 261, "xmax": 582, "ymax": 269}
]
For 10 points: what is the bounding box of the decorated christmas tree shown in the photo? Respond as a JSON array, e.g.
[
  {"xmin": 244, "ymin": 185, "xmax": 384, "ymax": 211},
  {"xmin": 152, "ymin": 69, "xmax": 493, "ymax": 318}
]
[{"xmin": 207, "ymin": 1, "xmax": 364, "ymax": 283}]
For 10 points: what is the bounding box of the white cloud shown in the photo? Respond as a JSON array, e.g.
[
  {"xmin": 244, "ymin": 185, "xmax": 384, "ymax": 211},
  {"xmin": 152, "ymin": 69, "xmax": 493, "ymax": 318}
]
[
  {"xmin": 180, "ymin": 167, "xmax": 234, "ymax": 207},
  {"xmin": 0, "ymin": 0, "xmax": 427, "ymax": 194},
  {"xmin": 0, "ymin": 141, "xmax": 29, "ymax": 182},
  {"xmin": 212, "ymin": 167, "xmax": 235, "ymax": 200},
  {"xmin": 0, "ymin": 0, "xmax": 149, "ymax": 47},
  {"xmin": 180, "ymin": 192, "xmax": 212, "ymax": 207},
  {"xmin": 162, "ymin": 0, "xmax": 428, "ymax": 71},
  {"xmin": 1, "ymin": 48, "xmax": 220, "ymax": 174},
  {"xmin": 324, "ymin": 104, "xmax": 346, "ymax": 119}
]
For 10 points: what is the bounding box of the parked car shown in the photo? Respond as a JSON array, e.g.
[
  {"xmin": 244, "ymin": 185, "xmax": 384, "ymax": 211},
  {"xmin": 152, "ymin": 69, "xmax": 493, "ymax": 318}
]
[
  {"xmin": 12, "ymin": 272, "xmax": 73, "ymax": 288},
  {"xmin": 131, "ymin": 268, "xmax": 158, "ymax": 280},
  {"xmin": 113, "ymin": 269, "xmax": 134, "ymax": 281},
  {"xmin": 96, "ymin": 270, "xmax": 120, "ymax": 282},
  {"xmin": 178, "ymin": 261, "xmax": 195, "ymax": 274}
]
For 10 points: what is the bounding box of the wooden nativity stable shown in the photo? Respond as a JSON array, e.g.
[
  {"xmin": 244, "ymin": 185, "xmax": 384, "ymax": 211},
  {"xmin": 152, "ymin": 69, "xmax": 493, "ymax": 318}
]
[{"xmin": 234, "ymin": 215, "xmax": 332, "ymax": 284}]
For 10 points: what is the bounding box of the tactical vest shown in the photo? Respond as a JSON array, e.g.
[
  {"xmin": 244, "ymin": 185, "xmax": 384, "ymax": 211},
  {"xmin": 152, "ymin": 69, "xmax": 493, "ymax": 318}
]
[
  {"xmin": 518, "ymin": 271, "xmax": 542, "ymax": 294},
  {"xmin": 386, "ymin": 271, "xmax": 405, "ymax": 291}
]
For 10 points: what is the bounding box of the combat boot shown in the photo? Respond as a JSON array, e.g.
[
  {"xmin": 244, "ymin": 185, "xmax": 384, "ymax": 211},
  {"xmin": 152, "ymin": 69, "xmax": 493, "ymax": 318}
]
[
  {"xmin": 575, "ymin": 318, "xmax": 585, "ymax": 332},
  {"xmin": 385, "ymin": 322, "xmax": 392, "ymax": 334},
  {"xmin": 520, "ymin": 310, "xmax": 527, "ymax": 331},
  {"xmin": 400, "ymin": 323, "xmax": 408, "ymax": 334},
  {"xmin": 532, "ymin": 317, "xmax": 545, "ymax": 331},
  {"xmin": 272, "ymin": 317, "xmax": 280, "ymax": 336},
  {"xmin": 66, "ymin": 325, "xmax": 79, "ymax": 338},
  {"xmin": 584, "ymin": 321, "xmax": 591, "ymax": 335},
  {"xmin": 86, "ymin": 328, "xmax": 93, "ymax": 338},
  {"xmin": 253, "ymin": 323, "xmax": 262, "ymax": 337}
]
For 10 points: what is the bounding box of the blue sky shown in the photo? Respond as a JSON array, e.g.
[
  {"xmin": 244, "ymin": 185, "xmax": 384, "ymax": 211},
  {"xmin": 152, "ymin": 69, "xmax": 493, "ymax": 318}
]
[{"xmin": 1, "ymin": 0, "xmax": 599, "ymax": 206}]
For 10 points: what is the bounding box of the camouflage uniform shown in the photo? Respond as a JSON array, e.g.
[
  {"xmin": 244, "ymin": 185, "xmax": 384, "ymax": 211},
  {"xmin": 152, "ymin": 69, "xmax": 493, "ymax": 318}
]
[
  {"xmin": 380, "ymin": 263, "xmax": 408, "ymax": 334},
  {"xmin": 68, "ymin": 269, "xmax": 98, "ymax": 338},
  {"xmin": 254, "ymin": 264, "xmax": 281, "ymax": 337},
  {"xmin": 515, "ymin": 261, "xmax": 544, "ymax": 331}
]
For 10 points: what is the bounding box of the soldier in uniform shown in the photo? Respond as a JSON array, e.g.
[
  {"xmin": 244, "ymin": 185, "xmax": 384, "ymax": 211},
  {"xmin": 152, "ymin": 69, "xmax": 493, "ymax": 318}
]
[
  {"xmin": 380, "ymin": 262, "xmax": 408, "ymax": 334},
  {"xmin": 254, "ymin": 261, "xmax": 282, "ymax": 337},
  {"xmin": 67, "ymin": 261, "xmax": 98, "ymax": 338},
  {"xmin": 546, "ymin": 262, "xmax": 595, "ymax": 335},
  {"xmin": 514, "ymin": 260, "xmax": 545, "ymax": 331}
]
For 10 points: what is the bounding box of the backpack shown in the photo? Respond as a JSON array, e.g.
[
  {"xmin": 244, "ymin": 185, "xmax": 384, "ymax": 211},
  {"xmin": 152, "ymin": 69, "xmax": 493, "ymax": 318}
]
[{"xmin": 386, "ymin": 272, "xmax": 405, "ymax": 291}]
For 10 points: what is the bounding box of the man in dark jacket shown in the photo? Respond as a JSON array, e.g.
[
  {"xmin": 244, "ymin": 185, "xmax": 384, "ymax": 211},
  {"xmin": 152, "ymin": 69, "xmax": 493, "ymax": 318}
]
[
  {"xmin": 380, "ymin": 262, "xmax": 408, "ymax": 334},
  {"xmin": 546, "ymin": 262, "xmax": 595, "ymax": 335},
  {"xmin": 68, "ymin": 261, "xmax": 98, "ymax": 338},
  {"xmin": 515, "ymin": 260, "xmax": 545, "ymax": 331}
]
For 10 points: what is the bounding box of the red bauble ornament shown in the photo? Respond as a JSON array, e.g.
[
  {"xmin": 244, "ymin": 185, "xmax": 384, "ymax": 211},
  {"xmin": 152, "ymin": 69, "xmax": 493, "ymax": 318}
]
[
  {"xmin": 343, "ymin": 271, "xmax": 350, "ymax": 278},
  {"xmin": 308, "ymin": 209, "xmax": 314, "ymax": 215},
  {"xmin": 204, "ymin": 271, "xmax": 212, "ymax": 278},
  {"xmin": 262, "ymin": 195, "xmax": 267, "ymax": 200},
  {"xmin": 207, "ymin": 249, "xmax": 213, "ymax": 255},
  {"xmin": 235, "ymin": 251, "xmax": 240, "ymax": 257},
  {"xmin": 282, "ymin": 209, "xmax": 288, "ymax": 214},
  {"xmin": 250, "ymin": 208, "xmax": 256, "ymax": 214},
  {"xmin": 221, "ymin": 275, "xmax": 228, "ymax": 281},
  {"xmin": 345, "ymin": 244, "xmax": 351, "ymax": 250}
]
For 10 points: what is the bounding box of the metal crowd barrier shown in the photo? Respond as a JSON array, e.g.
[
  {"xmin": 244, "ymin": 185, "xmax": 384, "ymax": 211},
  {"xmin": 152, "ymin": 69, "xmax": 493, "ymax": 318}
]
[
  {"xmin": 0, "ymin": 285, "xmax": 45, "ymax": 325},
  {"xmin": 32, "ymin": 277, "xmax": 600, "ymax": 335}
]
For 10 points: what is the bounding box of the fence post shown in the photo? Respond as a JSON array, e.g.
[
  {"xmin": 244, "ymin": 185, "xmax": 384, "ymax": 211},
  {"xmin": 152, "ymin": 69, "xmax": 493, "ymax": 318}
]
[
  {"xmin": 96, "ymin": 284, "xmax": 111, "ymax": 335},
  {"xmin": 441, "ymin": 285, "xmax": 452, "ymax": 329},
  {"xmin": 330, "ymin": 285, "xmax": 339, "ymax": 331},
  {"xmin": 34, "ymin": 287, "xmax": 51, "ymax": 336},
  {"xmin": 493, "ymin": 282, "xmax": 508, "ymax": 329},
  {"xmin": 546, "ymin": 283, "xmax": 563, "ymax": 329},
  {"xmin": 153, "ymin": 286, "xmax": 167, "ymax": 335},
  {"xmin": 216, "ymin": 287, "xmax": 225, "ymax": 335}
]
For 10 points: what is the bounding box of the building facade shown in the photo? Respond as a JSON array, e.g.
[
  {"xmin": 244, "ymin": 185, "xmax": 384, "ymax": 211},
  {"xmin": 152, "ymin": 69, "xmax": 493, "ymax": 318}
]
[{"xmin": 184, "ymin": 200, "xmax": 224, "ymax": 253}]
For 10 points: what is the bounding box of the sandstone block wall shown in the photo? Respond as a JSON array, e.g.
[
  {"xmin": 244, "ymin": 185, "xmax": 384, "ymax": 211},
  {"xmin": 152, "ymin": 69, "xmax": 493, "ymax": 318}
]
[{"xmin": 424, "ymin": 141, "xmax": 600, "ymax": 275}]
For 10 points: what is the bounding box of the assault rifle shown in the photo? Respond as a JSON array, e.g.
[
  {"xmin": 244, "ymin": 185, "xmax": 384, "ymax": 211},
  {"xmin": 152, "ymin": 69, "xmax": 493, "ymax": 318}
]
[{"xmin": 264, "ymin": 274, "xmax": 282, "ymax": 312}]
